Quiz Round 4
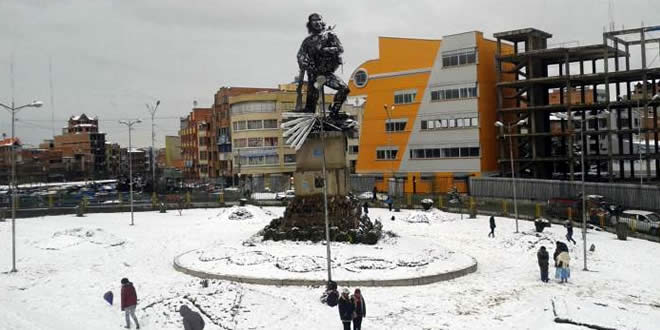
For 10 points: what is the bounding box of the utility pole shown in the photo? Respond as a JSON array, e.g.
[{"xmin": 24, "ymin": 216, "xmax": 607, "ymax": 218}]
[{"xmin": 146, "ymin": 100, "xmax": 160, "ymax": 193}]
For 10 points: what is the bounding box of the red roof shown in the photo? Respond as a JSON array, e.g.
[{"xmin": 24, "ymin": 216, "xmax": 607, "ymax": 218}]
[{"xmin": 0, "ymin": 137, "xmax": 21, "ymax": 147}]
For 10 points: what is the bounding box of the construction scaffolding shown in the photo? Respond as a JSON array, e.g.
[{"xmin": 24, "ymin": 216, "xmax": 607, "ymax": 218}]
[{"xmin": 494, "ymin": 26, "xmax": 660, "ymax": 182}]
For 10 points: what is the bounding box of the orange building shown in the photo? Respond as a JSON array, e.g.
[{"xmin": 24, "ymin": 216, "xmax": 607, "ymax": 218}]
[
  {"xmin": 53, "ymin": 114, "xmax": 106, "ymax": 179},
  {"xmin": 349, "ymin": 32, "xmax": 512, "ymax": 193}
]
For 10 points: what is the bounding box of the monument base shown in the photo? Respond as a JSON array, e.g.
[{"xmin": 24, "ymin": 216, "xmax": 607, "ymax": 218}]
[{"xmin": 262, "ymin": 194, "xmax": 382, "ymax": 244}]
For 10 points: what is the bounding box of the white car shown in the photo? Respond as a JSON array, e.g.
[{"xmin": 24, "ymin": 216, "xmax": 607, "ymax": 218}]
[
  {"xmin": 619, "ymin": 210, "xmax": 660, "ymax": 235},
  {"xmin": 275, "ymin": 190, "xmax": 295, "ymax": 201}
]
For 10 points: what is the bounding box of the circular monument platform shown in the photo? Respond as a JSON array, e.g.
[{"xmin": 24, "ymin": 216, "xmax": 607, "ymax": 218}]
[{"xmin": 173, "ymin": 235, "xmax": 477, "ymax": 287}]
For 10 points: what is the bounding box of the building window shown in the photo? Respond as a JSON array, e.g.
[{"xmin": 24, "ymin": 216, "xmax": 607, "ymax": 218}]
[
  {"xmin": 264, "ymin": 137, "xmax": 278, "ymax": 147},
  {"xmin": 248, "ymin": 138, "xmax": 263, "ymax": 147},
  {"xmin": 409, "ymin": 146, "xmax": 480, "ymax": 159},
  {"xmin": 430, "ymin": 85, "xmax": 478, "ymax": 102},
  {"xmin": 248, "ymin": 156, "xmax": 264, "ymax": 165},
  {"xmin": 199, "ymin": 151, "xmax": 208, "ymax": 160},
  {"xmin": 353, "ymin": 69, "xmax": 368, "ymax": 88},
  {"xmin": 385, "ymin": 120, "xmax": 407, "ymax": 132},
  {"xmin": 349, "ymin": 145, "xmax": 359, "ymax": 154},
  {"xmin": 233, "ymin": 138, "xmax": 247, "ymax": 148},
  {"xmin": 263, "ymin": 119, "xmax": 278, "ymax": 129},
  {"xmin": 264, "ymin": 155, "xmax": 279, "ymax": 164},
  {"xmin": 442, "ymin": 48, "xmax": 477, "ymax": 68},
  {"xmin": 394, "ymin": 89, "xmax": 417, "ymax": 105},
  {"xmin": 284, "ymin": 154, "xmax": 296, "ymax": 163},
  {"xmin": 233, "ymin": 121, "xmax": 247, "ymax": 131},
  {"xmin": 247, "ymin": 120, "xmax": 263, "ymax": 130},
  {"xmin": 376, "ymin": 148, "xmax": 398, "ymax": 160}
]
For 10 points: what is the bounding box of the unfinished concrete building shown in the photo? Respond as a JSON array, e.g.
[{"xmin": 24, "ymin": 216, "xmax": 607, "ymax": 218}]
[{"xmin": 494, "ymin": 26, "xmax": 660, "ymax": 182}]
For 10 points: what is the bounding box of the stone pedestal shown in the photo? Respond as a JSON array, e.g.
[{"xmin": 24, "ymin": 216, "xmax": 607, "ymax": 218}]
[{"xmin": 262, "ymin": 132, "xmax": 382, "ymax": 244}]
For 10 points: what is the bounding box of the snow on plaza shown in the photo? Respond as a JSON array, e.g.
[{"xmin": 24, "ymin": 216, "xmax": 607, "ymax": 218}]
[{"xmin": 1, "ymin": 205, "xmax": 659, "ymax": 330}]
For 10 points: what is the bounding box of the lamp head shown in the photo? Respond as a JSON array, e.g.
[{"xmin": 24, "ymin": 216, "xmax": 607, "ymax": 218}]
[
  {"xmin": 31, "ymin": 101, "xmax": 44, "ymax": 108},
  {"xmin": 652, "ymin": 93, "xmax": 660, "ymax": 101},
  {"xmin": 494, "ymin": 121, "xmax": 504, "ymax": 127},
  {"xmin": 156, "ymin": 100, "xmax": 161, "ymax": 106},
  {"xmin": 515, "ymin": 119, "xmax": 526, "ymax": 126},
  {"xmin": 136, "ymin": 119, "xmax": 142, "ymax": 124}
]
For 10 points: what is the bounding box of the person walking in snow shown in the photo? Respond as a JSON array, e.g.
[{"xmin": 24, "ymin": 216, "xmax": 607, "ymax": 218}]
[
  {"xmin": 372, "ymin": 186, "xmax": 377, "ymax": 201},
  {"xmin": 179, "ymin": 305, "xmax": 205, "ymax": 330},
  {"xmin": 556, "ymin": 250, "xmax": 571, "ymax": 283},
  {"xmin": 537, "ymin": 246, "xmax": 549, "ymax": 282},
  {"xmin": 338, "ymin": 288, "xmax": 355, "ymax": 330},
  {"xmin": 120, "ymin": 278, "xmax": 140, "ymax": 329},
  {"xmin": 362, "ymin": 202, "xmax": 369, "ymax": 215},
  {"xmin": 351, "ymin": 288, "xmax": 366, "ymax": 330},
  {"xmin": 386, "ymin": 196, "xmax": 393, "ymax": 212},
  {"xmin": 565, "ymin": 221, "xmax": 577, "ymax": 244},
  {"xmin": 488, "ymin": 215, "xmax": 496, "ymax": 238}
]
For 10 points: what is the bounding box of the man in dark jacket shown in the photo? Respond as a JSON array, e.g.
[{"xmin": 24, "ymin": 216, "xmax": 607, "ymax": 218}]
[
  {"xmin": 338, "ymin": 289, "xmax": 354, "ymax": 330},
  {"xmin": 120, "ymin": 278, "xmax": 140, "ymax": 329},
  {"xmin": 537, "ymin": 246, "xmax": 550, "ymax": 282},
  {"xmin": 488, "ymin": 216, "xmax": 496, "ymax": 238},
  {"xmin": 179, "ymin": 305, "xmax": 205, "ymax": 330},
  {"xmin": 566, "ymin": 221, "xmax": 577, "ymax": 244},
  {"xmin": 362, "ymin": 202, "xmax": 369, "ymax": 215},
  {"xmin": 372, "ymin": 186, "xmax": 377, "ymax": 201}
]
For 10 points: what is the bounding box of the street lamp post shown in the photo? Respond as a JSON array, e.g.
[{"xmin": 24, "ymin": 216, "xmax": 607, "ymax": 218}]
[
  {"xmin": 119, "ymin": 119, "xmax": 142, "ymax": 226},
  {"xmin": 636, "ymin": 94, "xmax": 660, "ymax": 185},
  {"xmin": 495, "ymin": 119, "xmax": 525, "ymax": 233},
  {"xmin": 383, "ymin": 104, "xmax": 399, "ymax": 212},
  {"xmin": 1, "ymin": 100, "xmax": 43, "ymax": 272},
  {"xmin": 314, "ymin": 75, "xmax": 333, "ymax": 282},
  {"xmin": 146, "ymin": 100, "xmax": 160, "ymax": 193}
]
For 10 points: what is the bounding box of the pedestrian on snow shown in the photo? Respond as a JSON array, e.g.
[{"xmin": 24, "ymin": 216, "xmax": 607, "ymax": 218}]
[
  {"xmin": 372, "ymin": 186, "xmax": 377, "ymax": 201},
  {"xmin": 179, "ymin": 305, "xmax": 205, "ymax": 330},
  {"xmin": 120, "ymin": 278, "xmax": 140, "ymax": 329},
  {"xmin": 488, "ymin": 216, "xmax": 496, "ymax": 238},
  {"xmin": 566, "ymin": 221, "xmax": 577, "ymax": 244},
  {"xmin": 556, "ymin": 250, "xmax": 571, "ymax": 283},
  {"xmin": 351, "ymin": 288, "xmax": 366, "ymax": 330},
  {"xmin": 537, "ymin": 246, "xmax": 549, "ymax": 283},
  {"xmin": 553, "ymin": 241, "xmax": 569, "ymax": 279},
  {"xmin": 362, "ymin": 202, "xmax": 369, "ymax": 215},
  {"xmin": 338, "ymin": 288, "xmax": 355, "ymax": 330},
  {"xmin": 386, "ymin": 196, "xmax": 393, "ymax": 212}
]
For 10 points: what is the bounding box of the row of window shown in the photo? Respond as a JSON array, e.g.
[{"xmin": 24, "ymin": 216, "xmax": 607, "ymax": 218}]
[
  {"xmin": 230, "ymin": 101, "xmax": 276, "ymax": 115},
  {"xmin": 430, "ymin": 86, "xmax": 478, "ymax": 101},
  {"xmin": 409, "ymin": 147, "xmax": 480, "ymax": 159},
  {"xmin": 442, "ymin": 48, "xmax": 477, "ymax": 68},
  {"xmin": 233, "ymin": 137, "xmax": 279, "ymax": 148},
  {"xmin": 421, "ymin": 116, "xmax": 478, "ymax": 130},
  {"xmin": 236, "ymin": 154, "xmax": 296, "ymax": 166},
  {"xmin": 233, "ymin": 119, "xmax": 278, "ymax": 131}
]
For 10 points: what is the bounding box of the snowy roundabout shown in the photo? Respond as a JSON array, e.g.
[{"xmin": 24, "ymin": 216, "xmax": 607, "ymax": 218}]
[{"xmin": 174, "ymin": 231, "xmax": 477, "ymax": 287}]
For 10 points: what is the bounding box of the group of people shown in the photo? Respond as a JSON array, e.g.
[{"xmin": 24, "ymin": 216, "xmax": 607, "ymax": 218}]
[
  {"xmin": 338, "ymin": 288, "xmax": 367, "ymax": 330},
  {"xmin": 119, "ymin": 278, "xmax": 205, "ymax": 330},
  {"xmin": 537, "ymin": 241, "xmax": 571, "ymax": 283}
]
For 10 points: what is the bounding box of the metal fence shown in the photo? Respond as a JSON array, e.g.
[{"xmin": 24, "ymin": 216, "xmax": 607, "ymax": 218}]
[{"xmin": 469, "ymin": 177, "xmax": 660, "ymax": 212}]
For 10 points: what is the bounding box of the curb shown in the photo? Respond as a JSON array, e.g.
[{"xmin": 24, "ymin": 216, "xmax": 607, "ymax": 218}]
[{"xmin": 173, "ymin": 251, "xmax": 478, "ymax": 287}]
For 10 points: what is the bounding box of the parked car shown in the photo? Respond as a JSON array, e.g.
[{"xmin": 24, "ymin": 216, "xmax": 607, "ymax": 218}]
[
  {"xmin": 618, "ymin": 210, "xmax": 660, "ymax": 235},
  {"xmin": 275, "ymin": 189, "xmax": 295, "ymax": 201},
  {"xmin": 546, "ymin": 195, "xmax": 618, "ymax": 225}
]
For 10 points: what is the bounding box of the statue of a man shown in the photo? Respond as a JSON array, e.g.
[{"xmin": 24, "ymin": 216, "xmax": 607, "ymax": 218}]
[{"xmin": 296, "ymin": 13, "xmax": 350, "ymax": 116}]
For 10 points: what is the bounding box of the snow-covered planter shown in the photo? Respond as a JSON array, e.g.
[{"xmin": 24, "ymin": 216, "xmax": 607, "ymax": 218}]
[{"xmin": 534, "ymin": 218, "xmax": 551, "ymax": 232}]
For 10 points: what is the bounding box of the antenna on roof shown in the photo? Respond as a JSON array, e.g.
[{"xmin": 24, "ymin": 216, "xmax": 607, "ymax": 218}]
[
  {"xmin": 49, "ymin": 56, "xmax": 56, "ymax": 137},
  {"xmin": 608, "ymin": 0, "xmax": 615, "ymax": 32}
]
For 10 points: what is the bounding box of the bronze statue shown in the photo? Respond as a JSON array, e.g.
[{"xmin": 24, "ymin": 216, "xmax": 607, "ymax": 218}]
[{"xmin": 296, "ymin": 13, "xmax": 350, "ymax": 117}]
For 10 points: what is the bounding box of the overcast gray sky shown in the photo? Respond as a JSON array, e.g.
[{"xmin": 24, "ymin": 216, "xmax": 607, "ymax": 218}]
[{"xmin": 1, "ymin": 0, "xmax": 659, "ymax": 148}]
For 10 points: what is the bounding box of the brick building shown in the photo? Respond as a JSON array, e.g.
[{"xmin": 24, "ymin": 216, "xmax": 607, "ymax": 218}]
[{"xmin": 53, "ymin": 114, "xmax": 106, "ymax": 179}]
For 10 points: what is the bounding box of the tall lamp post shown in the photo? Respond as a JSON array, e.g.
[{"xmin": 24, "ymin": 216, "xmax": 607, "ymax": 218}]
[
  {"xmin": 119, "ymin": 119, "xmax": 142, "ymax": 226},
  {"xmin": 635, "ymin": 93, "xmax": 660, "ymax": 185},
  {"xmin": 556, "ymin": 110, "xmax": 609, "ymax": 271},
  {"xmin": 495, "ymin": 119, "xmax": 525, "ymax": 233},
  {"xmin": 146, "ymin": 100, "xmax": 161, "ymax": 193},
  {"xmin": 1, "ymin": 100, "xmax": 43, "ymax": 272},
  {"xmin": 383, "ymin": 104, "xmax": 399, "ymax": 212},
  {"xmin": 314, "ymin": 75, "xmax": 333, "ymax": 282}
]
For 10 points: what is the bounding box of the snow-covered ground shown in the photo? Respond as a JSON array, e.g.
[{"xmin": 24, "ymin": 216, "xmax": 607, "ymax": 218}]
[{"xmin": 1, "ymin": 206, "xmax": 659, "ymax": 329}]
